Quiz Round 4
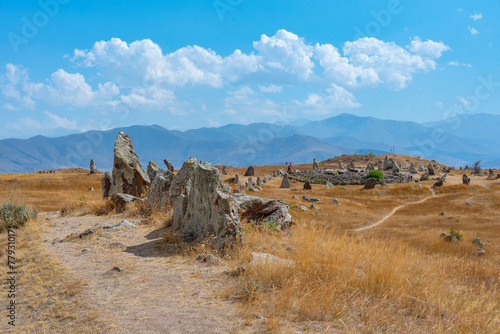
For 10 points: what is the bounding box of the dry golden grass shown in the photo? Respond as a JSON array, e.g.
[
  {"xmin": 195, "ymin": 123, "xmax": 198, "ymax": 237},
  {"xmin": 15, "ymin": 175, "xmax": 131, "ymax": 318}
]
[
  {"xmin": 0, "ymin": 217, "xmax": 109, "ymax": 333},
  {"xmin": 0, "ymin": 168, "xmax": 102, "ymax": 212}
]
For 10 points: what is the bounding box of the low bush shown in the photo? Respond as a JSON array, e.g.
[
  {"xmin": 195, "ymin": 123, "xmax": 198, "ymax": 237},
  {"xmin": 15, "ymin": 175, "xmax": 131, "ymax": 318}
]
[
  {"xmin": 366, "ymin": 170, "xmax": 384, "ymax": 182},
  {"xmin": 0, "ymin": 203, "xmax": 37, "ymax": 232}
]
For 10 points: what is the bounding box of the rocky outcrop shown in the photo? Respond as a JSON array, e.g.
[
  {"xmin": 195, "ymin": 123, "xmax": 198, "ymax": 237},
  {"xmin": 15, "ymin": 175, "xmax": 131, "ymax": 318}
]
[
  {"xmin": 363, "ymin": 178, "xmax": 377, "ymax": 189},
  {"xmin": 101, "ymin": 172, "xmax": 112, "ymax": 198},
  {"xmin": 163, "ymin": 159, "xmax": 174, "ymax": 172},
  {"xmin": 280, "ymin": 174, "xmax": 291, "ymax": 188},
  {"xmin": 428, "ymin": 164, "xmax": 435, "ymax": 175},
  {"xmin": 170, "ymin": 159, "xmax": 243, "ymax": 248},
  {"xmin": 105, "ymin": 132, "xmax": 150, "ymax": 198},
  {"xmin": 90, "ymin": 159, "xmax": 97, "ymax": 174},
  {"xmin": 148, "ymin": 170, "xmax": 175, "ymax": 210},
  {"xmin": 233, "ymin": 194, "xmax": 294, "ymax": 231},
  {"xmin": 409, "ymin": 163, "xmax": 417, "ymax": 174},
  {"xmin": 244, "ymin": 166, "xmax": 254, "ymax": 176},
  {"xmin": 147, "ymin": 161, "xmax": 160, "ymax": 181}
]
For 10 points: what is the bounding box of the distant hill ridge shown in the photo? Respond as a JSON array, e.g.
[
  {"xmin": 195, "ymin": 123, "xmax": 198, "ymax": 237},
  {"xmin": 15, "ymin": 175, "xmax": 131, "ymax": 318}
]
[{"xmin": 0, "ymin": 113, "xmax": 499, "ymax": 173}]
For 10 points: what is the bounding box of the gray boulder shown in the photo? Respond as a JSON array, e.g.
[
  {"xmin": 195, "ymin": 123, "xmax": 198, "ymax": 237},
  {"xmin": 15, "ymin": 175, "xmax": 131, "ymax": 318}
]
[
  {"xmin": 107, "ymin": 132, "xmax": 150, "ymax": 198},
  {"xmin": 111, "ymin": 193, "xmax": 143, "ymax": 212},
  {"xmin": 363, "ymin": 177, "xmax": 377, "ymax": 189},
  {"xmin": 463, "ymin": 174, "xmax": 471, "ymax": 185},
  {"xmin": 409, "ymin": 163, "xmax": 418, "ymax": 174},
  {"xmin": 101, "ymin": 172, "xmax": 112, "ymax": 198},
  {"xmin": 148, "ymin": 170, "xmax": 175, "ymax": 210},
  {"xmin": 90, "ymin": 159, "xmax": 97, "ymax": 174},
  {"xmin": 147, "ymin": 161, "xmax": 160, "ymax": 181},
  {"xmin": 313, "ymin": 158, "xmax": 319, "ymax": 171},
  {"xmin": 163, "ymin": 159, "xmax": 174, "ymax": 172},
  {"xmin": 428, "ymin": 164, "xmax": 435, "ymax": 175},
  {"xmin": 280, "ymin": 174, "xmax": 291, "ymax": 188},
  {"xmin": 256, "ymin": 177, "xmax": 263, "ymax": 187},
  {"xmin": 233, "ymin": 194, "xmax": 294, "ymax": 230},
  {"xmin": 171, "ymin": 159, "xmax": 243, "ymax": 249},
  {"xmin": 244, "ymin": 166, "xmax": 255, "ymax": 176}
]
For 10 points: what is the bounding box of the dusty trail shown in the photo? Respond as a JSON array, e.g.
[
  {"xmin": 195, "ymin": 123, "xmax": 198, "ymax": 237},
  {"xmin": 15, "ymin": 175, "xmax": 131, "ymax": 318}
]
[
  {"xmin": 353, "ymin": 188, "xmax": 436, "ymax": 232},
  {"xmin": 40, "ymin": 213, "xmax": 255, "ymax": 334}
]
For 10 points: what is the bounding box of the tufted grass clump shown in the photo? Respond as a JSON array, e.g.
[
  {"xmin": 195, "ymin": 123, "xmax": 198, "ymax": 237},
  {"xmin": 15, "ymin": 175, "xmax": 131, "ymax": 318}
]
[{"xmin": 0, "ymin": 202, "xmax": 37, "ymax": 232}]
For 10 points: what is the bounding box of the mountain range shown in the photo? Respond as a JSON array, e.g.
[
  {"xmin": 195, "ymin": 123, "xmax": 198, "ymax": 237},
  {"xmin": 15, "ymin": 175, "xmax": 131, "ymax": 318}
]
[{"xmin": 1, "ymin": 113, "xmax": 498, "ymax": 174}]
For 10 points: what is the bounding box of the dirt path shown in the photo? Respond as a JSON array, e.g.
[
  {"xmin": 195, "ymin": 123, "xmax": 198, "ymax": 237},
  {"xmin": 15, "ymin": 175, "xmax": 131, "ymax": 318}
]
[
  {"xmin": 40, "ymin": 213, "xmax": 256, "ymax": 334},
  {"xmin": 353, "ymin": 188, "xmax": 437, "ymax": 232}
]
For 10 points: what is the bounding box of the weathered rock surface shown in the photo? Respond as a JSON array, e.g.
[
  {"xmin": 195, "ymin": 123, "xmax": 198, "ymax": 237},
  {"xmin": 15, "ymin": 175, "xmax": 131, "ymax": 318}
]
[
  {"xmin": 280, "ymin": 174, "xmax": 291, "ymax": 188},
  {"xmin": 409, "ymin": 163, "xmax": 418, "ymax": 174},
  {"xmin": 233, "ymin": 194, "xmax": 294, "ymax": 230},
  {"xmin": 90, "ymin": 159, "xmax": 97, "ymax": 174},
  {"xmin": 101, "ymin": 172, "xmax": 112, "ymax": 198},
  {"xmin": 171, "ymin": 159, "xmax": 244, "ymax": 249},
  {"xmin": 102, "ymin": 219, "xmax": 136, "ymax": 230},
  {"xmin": 462, "ymin": 174, "xmax": 471, "ymax": 185},
  {"xmin": 148, "ymin": 170, "xmax": 175, "ymax": 210},
  {"xmin": 111, "ymin": 193, "xmax": 143, "ymax": 212},
  {"xmin": 428, "ymin": 164, "xmax": 435, "ymax": 175},
  {"xmin": 163, "ymin": 159, "xmax": 174, "ymax": 172},
  {"xmin": 106, "ymin": 132, "xmax": 150, "ymax": 198},
  {"xmin": 363, "ymin": 177, "xmax": 377, "ymax": 189},
  {"xmin": 244, "ymin": 166, "xmax": 254, "ymax": 176},
  {"xmin": 147, "ymin": 161, "xmax": 160, "ymax": 182}
]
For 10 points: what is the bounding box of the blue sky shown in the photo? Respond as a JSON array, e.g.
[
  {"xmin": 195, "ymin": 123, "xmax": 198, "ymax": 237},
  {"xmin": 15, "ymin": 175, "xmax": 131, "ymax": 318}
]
[{"xmin": 0, "ymin": 0, "xmax": 499, "ymax": 139}]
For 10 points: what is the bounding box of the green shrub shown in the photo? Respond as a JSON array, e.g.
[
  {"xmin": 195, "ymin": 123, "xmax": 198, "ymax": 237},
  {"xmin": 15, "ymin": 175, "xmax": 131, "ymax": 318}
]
[
  {"xmin": 0, "ymin": 203, "xmax": 37, "ymax": 232},
  {"xmin": 366, "ymin": 170, "xmax": 384, "ymax": 182},
  {"xmin": 449, "ymin": 226, "xmax": 464, "ymax": 240}
]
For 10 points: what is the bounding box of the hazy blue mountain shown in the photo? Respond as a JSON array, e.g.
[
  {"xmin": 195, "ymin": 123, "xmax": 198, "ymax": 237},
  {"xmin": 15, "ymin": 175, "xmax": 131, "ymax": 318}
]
[{"xmin": 0, "ymin": 113, "xmax": 498, "ymax": 173}]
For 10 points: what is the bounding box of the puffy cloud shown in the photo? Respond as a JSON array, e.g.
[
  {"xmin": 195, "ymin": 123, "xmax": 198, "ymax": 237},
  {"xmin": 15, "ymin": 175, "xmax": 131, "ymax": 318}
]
[
  {"xmin": 468, "ymin": 26, "xmax": 479, "ymax": 35},
  {"xmin": 253, "ymin": 29, "xmax": 315, "ymax": 80},
  {"xmin": 343, "ymin": 37, "xmax": 449, "ymax": 89},
  {"xmin": 407, "ymin": 37, "xmax": 451, "ymax": 59},
  {"xmin": 27, "ymin": 69, "xmax": 120, "ymax": 108},
  {"xmin": 295, "ymin": 84, "xmax": 361, "ymax": 114},
  {"xmin": 0, "ymin": 64, "xmax": 35, "ymax": 109}
]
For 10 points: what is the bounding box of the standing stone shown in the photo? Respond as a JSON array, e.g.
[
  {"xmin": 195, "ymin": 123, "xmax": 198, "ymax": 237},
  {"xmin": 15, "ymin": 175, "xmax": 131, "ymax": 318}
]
[
  {"xmin": 101, "ymin": 172, "xmax": 112, "ymax": 198},
  {"xmin": 147, "ymin": 161, "xmax": 160, "ymax": 182},
  {"xmin": 108, "ymin": 132, "xmax": 150, "ymax": 198},
  {"xmin": 487, "ymin": 169, "xmax": 496, "ymax": 180},
  {"xmin": 171, "ymin": 159, "xmax": 243, "ymax": 248},
  {"xmin": 463, "ymin": 174, "xmax": 471, "ymax": 185},
  {"xmin": 221, "ymin": 166, "xmax": 228, "ymax": 175},
  {"xmin": 427, "ymin": 164, "xmax": 435, "ymax": 176},
  {"xmin": 313, "ymin": 159, "xmax": 319, "ymax": 171},
  {"xmin": 363, "ymin": 178, "xmax": 377, "ymax": 189},
  {"xmin": 280, "ymin": 174, "xmax": 291, "ymax": 188},
  {"xmin": 433, "ymin": 179, "xmax": 443, "ymax": 188},
  {"xmin": 347, "ymin": 161, "xmax": 355, "ymax": 169},
  {"xmin": 256, "ymin": 177, "xmax": 263, "ymax": 187},
  {"xmin": 287, "ymin": 163, "xmax": 294, "ymax": 174},
  {"xmin": 90, "ymin": 159, "xmax": 97, "ymax": 174},
  {"xmin": 377, "ymin": 161, "xmax": 383, "ymax": 171},
  {"xmin": 163, "ymin": 159, "xmax": 174, "ymax": 172},
  {"xmin": 409, "ymin": 163, "xmax": 418, "ymax": 174},
  {"xmin": 303, "ymin": 181, "xmax": 312, "ymax": 190},
  {"xmin": 366, "ymin": 163, "xmax": 375, "ymax": 172},
  {"xmin": 244, "ymin": 166, "xmax": 255, "ymax": 177},
  {"xmin": 148, "ymin": 170, "xmax": 175, "ymax": 210},
  {"xmin": 339, "ymin": 161, "xmax": 345, "ymax": 170}
]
